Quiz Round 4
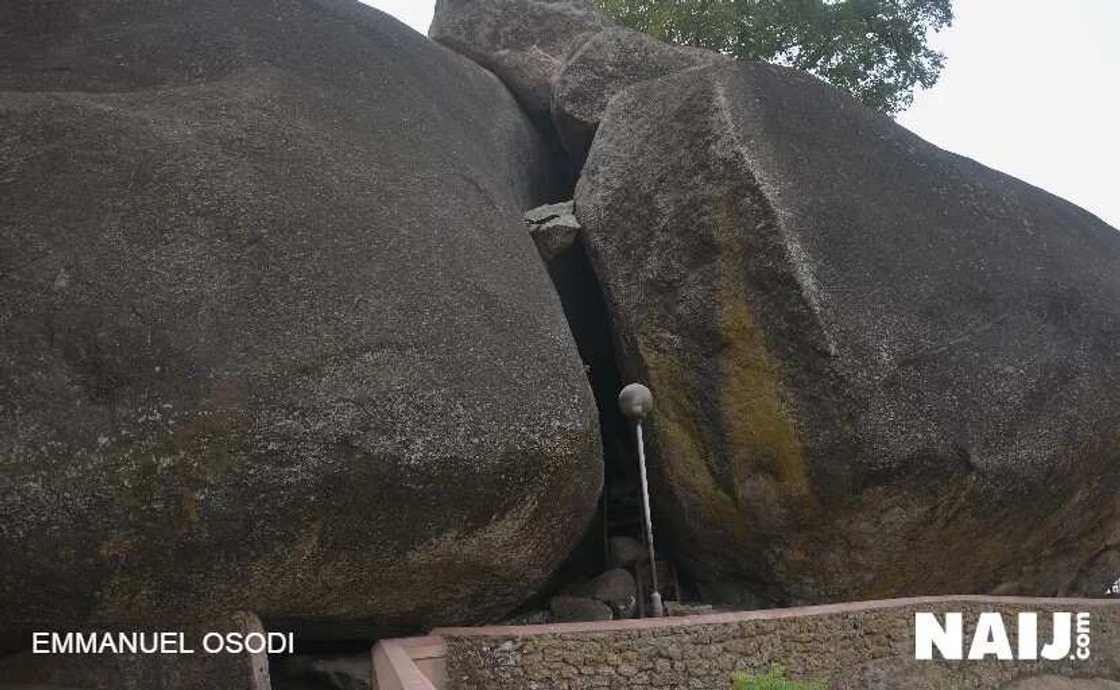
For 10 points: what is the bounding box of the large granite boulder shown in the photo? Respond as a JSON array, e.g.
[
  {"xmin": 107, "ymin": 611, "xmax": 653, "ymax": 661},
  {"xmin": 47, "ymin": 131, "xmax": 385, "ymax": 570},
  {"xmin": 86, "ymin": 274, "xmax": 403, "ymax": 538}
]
[
  {"xmin": 0, "ymin": 0, "xmax": 601, "ymax": 645},
  {"xmin": 430, "ymin": 2, "xmax": 729, "ymax": 174},
  {"xmin": 575, "ymin": 61, "xmax": 1120, "ymax": 605},
  {"xmin": 552, "ymin": 26, "xmax": 728, "ymax": 165},
  {"xmin": 429, "ymin": 0, "xmax": 610, "ymax": 118}
]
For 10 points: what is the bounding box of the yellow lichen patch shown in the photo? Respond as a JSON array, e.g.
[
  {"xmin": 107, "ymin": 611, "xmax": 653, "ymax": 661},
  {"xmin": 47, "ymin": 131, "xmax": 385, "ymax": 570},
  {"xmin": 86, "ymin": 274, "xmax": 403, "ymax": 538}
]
[
  {"xmin": 630, "ymin": 188, "xmax": 815, "ymax": 558},
  {"xmin": 712, "ymin": 192, "xmax": 813, "ymax": 512},
  {"xmin": 716, "ymin": 297, "xmax": 811, "ymax": 503},
  {"xmin": 642, "ymin": 347, "xmax": 748, "ymax": 544},
  {"xmin": 637, "ymin": 190, "xmax": 814, "ymax": 552}
]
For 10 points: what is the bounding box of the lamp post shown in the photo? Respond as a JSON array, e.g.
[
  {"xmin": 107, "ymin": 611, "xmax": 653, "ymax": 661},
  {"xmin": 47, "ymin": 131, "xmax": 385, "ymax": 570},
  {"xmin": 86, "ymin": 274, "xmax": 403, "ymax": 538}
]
[{"xmin": 618, "ymin": 383, "xmax": 663, "ymax": 618}]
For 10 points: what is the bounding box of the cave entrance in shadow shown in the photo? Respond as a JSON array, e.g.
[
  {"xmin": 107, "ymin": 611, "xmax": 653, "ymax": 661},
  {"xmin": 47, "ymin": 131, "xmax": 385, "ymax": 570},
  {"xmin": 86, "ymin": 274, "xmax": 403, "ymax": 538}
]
[{"xmin": 520, "ymin": 204, "xmax": 701, "ymax": 617}]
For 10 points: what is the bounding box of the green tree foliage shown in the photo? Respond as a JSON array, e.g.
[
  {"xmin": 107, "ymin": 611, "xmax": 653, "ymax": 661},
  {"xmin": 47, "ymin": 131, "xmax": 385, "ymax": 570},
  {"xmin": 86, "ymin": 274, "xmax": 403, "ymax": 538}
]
[
  {"xmin": 595, "ymin": 0, "xmax": 953, "ymax": 114},
  {"xmin": 732, "ymin": 664, "xmax": 826, "ymax": 690}
]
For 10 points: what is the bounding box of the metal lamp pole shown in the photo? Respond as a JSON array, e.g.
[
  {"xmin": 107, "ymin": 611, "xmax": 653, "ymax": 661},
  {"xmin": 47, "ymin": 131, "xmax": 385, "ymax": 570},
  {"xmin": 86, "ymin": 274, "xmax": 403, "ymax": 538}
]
[{"xmin": 618, "ymin": 383, "xmax": 663, "ymax": 618}]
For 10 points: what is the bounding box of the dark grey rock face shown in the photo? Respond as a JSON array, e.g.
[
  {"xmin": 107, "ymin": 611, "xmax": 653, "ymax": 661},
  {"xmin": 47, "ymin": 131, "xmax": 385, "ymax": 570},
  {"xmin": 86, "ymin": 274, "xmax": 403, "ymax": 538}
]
[
  {"xmin": 429, "ymin": 0, "xmax": 609, "ymax": 118},
  {"xmin": 0, "ymin": 0, "xmax": 601, "ymax": 643},
  {"xmin": 575, "ymin": 61, "xmax": 1120, "ymax": 605},
  {"xmin": 585, "ymin": 568, "xmax": 637, "ymax": 618},
  {"xmin": 549, "ymin": 595, "xmax": 613, "ymax": 622},
  {"xmin": 607, "ymin": 535, "xmax": 644, "ymax": 569},
  {"xmin": 1003, "ymin": 679, "xmax": 1120, "ymax": 690},
  {"xmin": 552, "ymin": 27, "xmax": 728, "ymax": 165}
]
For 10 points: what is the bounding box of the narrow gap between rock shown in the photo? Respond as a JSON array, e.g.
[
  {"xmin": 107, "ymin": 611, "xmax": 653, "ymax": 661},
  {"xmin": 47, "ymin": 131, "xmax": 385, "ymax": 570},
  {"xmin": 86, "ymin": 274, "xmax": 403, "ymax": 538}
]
[{"xmin": 512, "ymin": 203, "xmax": 702, "ymax": 625}]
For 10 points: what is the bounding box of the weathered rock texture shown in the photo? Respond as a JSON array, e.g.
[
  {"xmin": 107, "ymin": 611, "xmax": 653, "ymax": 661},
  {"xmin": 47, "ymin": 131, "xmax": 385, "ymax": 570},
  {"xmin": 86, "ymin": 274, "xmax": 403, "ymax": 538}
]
[
  {"xmin": 442, "ymin": 597, "xmax": 1120, "ymax": 690},
  {"xmin": 430, "ymin": 2, "xmax": 729, "ymax": 170},
  {"xmin": 0, "ymin": 0, "xmax": 601, "ymax": 644},
  {"xmin": 429, "ymin": 0, "xmax": 609, "ymax": 118},
  {"xmin": 552, "ymin": 26, "xmax": 728, "ymax": 164},
  {"xmin": 1005, "ymin": 679, "xmax": 1120, "ymax": 690},
  {"xmin": 607, "ymin": 535, "xmax": 644, "ymax": 569},
  {"xmin": 550, "ymin": 595, "xmax": 614, "ymax": 622},
  {"xmin": 575, "ymin": 61, "xmax": 1120, "ymax": 605},
  {"xmin": 526, "ymin": 200, "xmax": 582, "ymax": 262},
  {"xmin": 583, "ymin": 568, "xmax": 638, "ymax": 618}
]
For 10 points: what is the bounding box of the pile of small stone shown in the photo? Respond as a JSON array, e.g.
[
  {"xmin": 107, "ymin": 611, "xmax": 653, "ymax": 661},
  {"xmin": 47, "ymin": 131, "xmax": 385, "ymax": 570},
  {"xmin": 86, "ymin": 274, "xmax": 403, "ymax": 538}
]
[{"xmin": 547, "ymin": 536, "xmax": 645, "ymax": 622}]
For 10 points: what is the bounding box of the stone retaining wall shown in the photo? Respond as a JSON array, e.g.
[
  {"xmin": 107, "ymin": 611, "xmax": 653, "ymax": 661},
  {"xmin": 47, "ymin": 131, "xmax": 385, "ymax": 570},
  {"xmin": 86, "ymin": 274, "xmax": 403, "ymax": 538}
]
[{"xmin": 436, "ymin": 596, "xmax": 1120, "ymax": 689}]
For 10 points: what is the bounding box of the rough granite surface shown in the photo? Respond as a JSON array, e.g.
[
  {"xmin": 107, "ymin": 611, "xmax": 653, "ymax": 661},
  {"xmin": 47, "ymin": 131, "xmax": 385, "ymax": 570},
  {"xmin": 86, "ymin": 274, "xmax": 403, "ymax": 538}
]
[
  {"xmin": 0, "ymin": 0, "xmax": 601, "ymax": 645},
  {"xmin": 430, "ymin": 0, "xmax": 609, "ymax": 117},
  {"xmin": 575, "ymin": 60, "xmax": 1120, "ymax": 606}
]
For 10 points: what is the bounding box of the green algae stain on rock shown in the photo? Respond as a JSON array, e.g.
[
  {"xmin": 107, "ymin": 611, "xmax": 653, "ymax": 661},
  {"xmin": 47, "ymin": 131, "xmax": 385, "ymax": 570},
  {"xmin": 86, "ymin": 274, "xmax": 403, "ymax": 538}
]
[
  {"xmin": 712, "ymin": 189, "xmax": 813, "ymax": 514},
  {"xmin": 633, "ymin": 189, "xmax": 814, "ymax": 555},
  {"xmin": 641, "ymin": 346, "xmax": 747, "ymax": 544},
  {"xmin": 716, "ymin": 295, "xmax": 811, "ymax": 505}
]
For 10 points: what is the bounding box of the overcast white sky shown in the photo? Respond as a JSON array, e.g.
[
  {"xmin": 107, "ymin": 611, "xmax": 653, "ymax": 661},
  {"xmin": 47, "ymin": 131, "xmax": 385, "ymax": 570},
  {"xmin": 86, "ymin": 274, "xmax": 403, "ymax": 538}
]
[{"xmin": 365, "ymin": 1, "xmax": 1119, "ymax": 230}]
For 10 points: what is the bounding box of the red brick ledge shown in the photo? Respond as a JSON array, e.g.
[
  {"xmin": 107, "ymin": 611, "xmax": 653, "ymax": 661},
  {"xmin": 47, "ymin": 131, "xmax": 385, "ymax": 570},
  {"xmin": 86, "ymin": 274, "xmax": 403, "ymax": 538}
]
[
  {"xmin": 371, "ymin": 636, "xmax": 447, "ymax": 690},
  {"xmin": 432, "ymin": 595, "xmax": 1120, "ymax": 638}
]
